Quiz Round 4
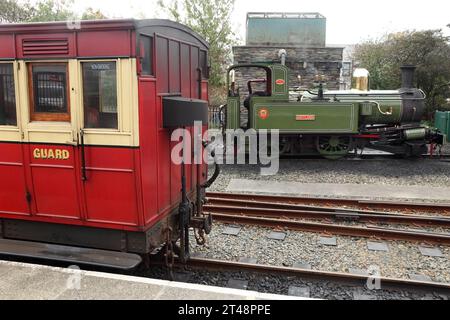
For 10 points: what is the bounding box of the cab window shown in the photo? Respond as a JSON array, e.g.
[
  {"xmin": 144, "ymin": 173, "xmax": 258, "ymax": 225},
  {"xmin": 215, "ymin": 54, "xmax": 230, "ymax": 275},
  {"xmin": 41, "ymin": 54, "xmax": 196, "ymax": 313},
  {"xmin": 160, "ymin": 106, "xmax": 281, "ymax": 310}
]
[
  {"xmin": 29, "ymin": 63, "xmax": 70, "ymax": 122},
  {"xmin": 0, "ymin": 63, "xmax": 17, "ymax": 126},
  {"xmin": 82, "ymin": 61, "xmax": 118, "ymax": 129}
]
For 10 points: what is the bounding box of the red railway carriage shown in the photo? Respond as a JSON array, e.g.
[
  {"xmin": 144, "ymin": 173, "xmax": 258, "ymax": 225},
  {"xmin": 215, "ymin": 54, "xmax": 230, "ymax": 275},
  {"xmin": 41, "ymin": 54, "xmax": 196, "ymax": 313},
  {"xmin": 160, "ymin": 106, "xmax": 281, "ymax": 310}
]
[{"xmin": 0, "ymin": 19, "xmax": 214, "ymax": 269}]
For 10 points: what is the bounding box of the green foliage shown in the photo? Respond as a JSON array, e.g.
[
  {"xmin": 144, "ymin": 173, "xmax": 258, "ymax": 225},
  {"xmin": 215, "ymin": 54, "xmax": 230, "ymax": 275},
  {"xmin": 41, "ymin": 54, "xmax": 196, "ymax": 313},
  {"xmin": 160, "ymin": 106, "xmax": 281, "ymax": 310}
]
[
  {"xmin": 0, "ymin": 0, "xmax": 34, "ymax": 22},
  {"xmin": 81, "ymin": 7, "xmax": 108, "ymax": 20},
  {"xmin": 28, "ymin": 0, "xmax": 74, "ymax": 22},
  {"xmin": 353, "ymin": 30, "xmax": 450, "ymax": 118},
  {"xmin": 158, "ymin": 0, "xmax": 238, "ymax": 91},
  {"xmin": 0, "ymin": 0, "xmax": 107, "ymax": 23}
]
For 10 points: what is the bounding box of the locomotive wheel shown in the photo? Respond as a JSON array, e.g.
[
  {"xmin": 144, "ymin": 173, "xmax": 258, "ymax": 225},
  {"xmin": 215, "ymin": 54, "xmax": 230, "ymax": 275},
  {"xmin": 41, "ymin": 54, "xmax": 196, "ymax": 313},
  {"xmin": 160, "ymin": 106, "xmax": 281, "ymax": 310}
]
[{"xmin": 316, "ymin": 136, "xmax": 351, "ymax": 160}]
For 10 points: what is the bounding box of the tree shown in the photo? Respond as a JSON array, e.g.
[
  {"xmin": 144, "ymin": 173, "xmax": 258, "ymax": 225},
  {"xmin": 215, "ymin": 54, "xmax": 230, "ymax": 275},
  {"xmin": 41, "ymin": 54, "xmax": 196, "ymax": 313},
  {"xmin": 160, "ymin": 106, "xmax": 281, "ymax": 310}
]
[
  {"xmin": 0, "ymin": 0, "xmax": 107, "ymax": 23},
  {"xmin": 81, "ymin": 7, "xmax": 108, "ymax": 20},
  {"xmin": 28, "ymin": 0, "xmax": 74, "ymax": 22},
  {"xmin": 158, "ymin": 0, "xmax": 238, "ymax": 105},
  {"xmin": 0, "ymin": 0, "xmax": 34, "ymax": 22},
  {"xmin": 353, "ymin": 30, "xmax": 450, "ymax": 117}
]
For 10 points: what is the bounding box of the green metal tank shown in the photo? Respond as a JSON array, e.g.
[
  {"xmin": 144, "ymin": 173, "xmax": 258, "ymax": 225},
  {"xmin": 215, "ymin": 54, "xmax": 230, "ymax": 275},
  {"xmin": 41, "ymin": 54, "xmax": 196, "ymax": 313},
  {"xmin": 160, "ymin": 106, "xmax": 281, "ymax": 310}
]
[
  {"xmin": 246, "ymin": 12, "xmax": 326, "ymax": 46},
  {"xmin": 435, "ymin": 111, "xmax": 450, "ymax": 142}
]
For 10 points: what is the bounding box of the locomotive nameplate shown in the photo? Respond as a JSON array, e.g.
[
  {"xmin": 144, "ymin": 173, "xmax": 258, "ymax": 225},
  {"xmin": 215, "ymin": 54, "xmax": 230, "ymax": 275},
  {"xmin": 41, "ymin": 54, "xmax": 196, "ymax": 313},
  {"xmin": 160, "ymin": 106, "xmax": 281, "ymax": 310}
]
[
  {"xmin": 296, "ymin": 115, "xmax": 316, "ymax": 121},
  {"xmin": 33, "ymin": 148, "xmax": 70, "ymax": 160}
]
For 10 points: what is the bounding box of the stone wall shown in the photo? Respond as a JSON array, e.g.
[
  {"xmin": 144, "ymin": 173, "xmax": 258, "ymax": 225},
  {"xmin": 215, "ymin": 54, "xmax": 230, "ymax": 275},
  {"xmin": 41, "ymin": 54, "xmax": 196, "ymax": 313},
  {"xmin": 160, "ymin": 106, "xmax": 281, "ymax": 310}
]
[{"xmin": 233, "ymin": 46, "xmax": 344, "ymax": 90}]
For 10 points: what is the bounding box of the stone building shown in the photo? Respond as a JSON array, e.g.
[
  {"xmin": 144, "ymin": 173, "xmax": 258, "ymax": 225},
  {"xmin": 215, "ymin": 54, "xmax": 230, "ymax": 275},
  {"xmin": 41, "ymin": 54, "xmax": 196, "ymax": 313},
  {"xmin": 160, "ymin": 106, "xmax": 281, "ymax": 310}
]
[{"xmin": 232, "ymin": 13, "xmax": 344, "ymax": 90}]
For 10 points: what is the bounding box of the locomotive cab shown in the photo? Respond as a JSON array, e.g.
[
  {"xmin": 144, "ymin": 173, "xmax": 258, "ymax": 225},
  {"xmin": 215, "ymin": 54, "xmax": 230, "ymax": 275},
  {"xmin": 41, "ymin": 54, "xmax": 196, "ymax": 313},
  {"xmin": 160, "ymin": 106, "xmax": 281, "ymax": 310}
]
[{"xmin": 226, "ymin": 64, "xmax": 288, "ymax": 129}]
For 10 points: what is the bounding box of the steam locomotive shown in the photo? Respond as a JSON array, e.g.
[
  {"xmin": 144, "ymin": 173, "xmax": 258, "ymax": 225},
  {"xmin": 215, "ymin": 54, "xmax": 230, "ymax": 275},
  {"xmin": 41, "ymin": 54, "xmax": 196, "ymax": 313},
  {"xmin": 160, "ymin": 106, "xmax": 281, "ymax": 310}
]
[{"xmin": 223, "ymin": 62, "xmax": 444, "ymax": 159}]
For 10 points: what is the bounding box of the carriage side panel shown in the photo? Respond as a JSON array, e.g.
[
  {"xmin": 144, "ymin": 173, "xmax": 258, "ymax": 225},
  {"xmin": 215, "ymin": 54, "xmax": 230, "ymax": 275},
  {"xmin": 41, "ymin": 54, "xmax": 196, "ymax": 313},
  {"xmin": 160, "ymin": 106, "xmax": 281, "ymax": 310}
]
[
  {"xmin": 77, "ymin": 30, "xmax": 133, "ymax": 58},
  {"xmin": 138, "ymin": 78, "xmax": 159, "ymax": 225},
  {"xmin": 0, "ymin": 143, "xmax": 29, "ymax": 216},
  {"xmin": 0, "ymin": 35, "xmax": 15, "ymax": 58}
]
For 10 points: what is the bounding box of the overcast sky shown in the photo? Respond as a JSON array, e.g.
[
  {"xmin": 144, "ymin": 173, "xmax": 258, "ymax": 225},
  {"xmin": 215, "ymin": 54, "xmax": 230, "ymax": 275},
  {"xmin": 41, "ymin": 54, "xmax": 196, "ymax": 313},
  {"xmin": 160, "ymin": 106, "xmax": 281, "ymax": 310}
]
[{"xmin": 71, "ymin": 0, "xmax": 450, "ymax": 45}]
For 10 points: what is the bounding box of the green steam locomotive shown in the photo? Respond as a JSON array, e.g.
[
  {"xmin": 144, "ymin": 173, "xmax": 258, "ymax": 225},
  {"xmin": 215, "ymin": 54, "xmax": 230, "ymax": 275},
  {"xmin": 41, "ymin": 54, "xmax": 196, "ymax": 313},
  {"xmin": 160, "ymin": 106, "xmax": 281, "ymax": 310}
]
[{"xmin": 223, "ymin": 63, "xmax": 444, "ymax": 159}]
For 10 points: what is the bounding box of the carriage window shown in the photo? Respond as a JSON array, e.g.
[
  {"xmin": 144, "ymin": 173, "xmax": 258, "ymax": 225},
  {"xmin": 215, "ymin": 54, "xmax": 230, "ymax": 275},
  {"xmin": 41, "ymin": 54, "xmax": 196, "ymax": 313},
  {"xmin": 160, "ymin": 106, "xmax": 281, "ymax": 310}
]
[
  {"xmin": 0, "ymin": 64, "xmax": 17, "ymax": 126},
  {"xmin": 140, "ymin": 36, "xmax": 153, "ymax": 76},
  {"xmin": 29, "ymin": 63, "xmax": 70, "ymax": 122},
  {"xmin": 82, "ymin": 62, "xmax": 118, "ymax": 129},
  {"xmin": 200, "ymin": 50, "xmax": 208, "ymax": 79}
]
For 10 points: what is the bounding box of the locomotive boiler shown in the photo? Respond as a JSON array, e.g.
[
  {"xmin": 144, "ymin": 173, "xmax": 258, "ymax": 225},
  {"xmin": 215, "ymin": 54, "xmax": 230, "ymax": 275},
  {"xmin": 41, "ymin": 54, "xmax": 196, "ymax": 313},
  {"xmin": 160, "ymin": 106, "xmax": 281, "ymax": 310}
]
[{"xmin": 224, "ymin": 63, "xmax": 444, "ymax": 159}]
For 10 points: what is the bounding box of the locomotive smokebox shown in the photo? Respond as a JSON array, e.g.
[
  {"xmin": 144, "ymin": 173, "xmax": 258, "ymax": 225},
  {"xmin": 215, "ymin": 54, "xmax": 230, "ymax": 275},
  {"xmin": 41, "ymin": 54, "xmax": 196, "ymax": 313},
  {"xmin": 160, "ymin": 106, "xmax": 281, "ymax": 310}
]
[{"xmin": 401, "ymin": 65, "xmax": 416, "ymax": 89}]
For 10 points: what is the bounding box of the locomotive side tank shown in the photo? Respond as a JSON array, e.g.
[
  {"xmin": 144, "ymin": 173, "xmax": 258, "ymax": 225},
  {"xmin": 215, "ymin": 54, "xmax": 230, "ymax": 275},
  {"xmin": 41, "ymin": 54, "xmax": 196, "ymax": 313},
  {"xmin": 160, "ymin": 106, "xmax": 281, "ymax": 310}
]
[{"xmin": 224, "ymin": 63, "xmax": 443, "ymax": 159}]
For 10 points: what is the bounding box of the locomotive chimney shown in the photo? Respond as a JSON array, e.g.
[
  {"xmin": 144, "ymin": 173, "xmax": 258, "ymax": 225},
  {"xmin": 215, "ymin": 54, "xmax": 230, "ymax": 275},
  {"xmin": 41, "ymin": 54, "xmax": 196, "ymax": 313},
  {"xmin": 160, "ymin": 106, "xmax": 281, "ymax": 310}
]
[{"xmin": 401, "ymin": 65, "xmax": 416, "ymax": 89}]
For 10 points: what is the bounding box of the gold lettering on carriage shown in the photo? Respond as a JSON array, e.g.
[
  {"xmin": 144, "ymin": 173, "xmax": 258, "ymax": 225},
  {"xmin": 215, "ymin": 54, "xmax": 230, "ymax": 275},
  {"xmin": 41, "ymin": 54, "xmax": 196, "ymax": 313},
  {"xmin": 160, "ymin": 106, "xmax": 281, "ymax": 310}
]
[{"xmin": 33, "ymin": 148, "xmax": 70, "ymax": 160}]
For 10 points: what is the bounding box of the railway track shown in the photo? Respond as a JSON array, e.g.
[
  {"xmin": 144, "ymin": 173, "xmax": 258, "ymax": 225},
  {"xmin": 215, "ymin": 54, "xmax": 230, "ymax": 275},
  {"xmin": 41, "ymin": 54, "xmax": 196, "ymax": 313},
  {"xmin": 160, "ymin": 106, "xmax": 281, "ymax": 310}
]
[
  {"xmin": 205, "ymin": 192, "xmax": 450, "ymax": 245},
  {"xmin": 185, "ymin": 257, "xmax": 450, "ymax": 295},
  {"xmin": 279, "ymin": 154, "xmax": 450, "ymax": 161},
  {"xmin": 206, "ymin": 192, "xmax": 450, "ymax": 215}
]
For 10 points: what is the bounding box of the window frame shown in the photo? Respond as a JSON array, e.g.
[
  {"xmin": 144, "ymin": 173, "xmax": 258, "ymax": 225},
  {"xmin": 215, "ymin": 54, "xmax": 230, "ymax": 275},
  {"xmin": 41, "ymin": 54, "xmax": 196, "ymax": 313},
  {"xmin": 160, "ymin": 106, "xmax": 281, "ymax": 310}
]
[
  {"xmin": 28, "ymin": 62, "xmax": 71, "ymax": 122},
  {"xmin": 138, "ymin": 34, "xmax": 155, "ymax": 77},
  {"xmin": 342, "ymin": 61, "xmax": 352, "ymax": 77},
  {"xmin": 199, "ymin": 49, "xmax": 209, "ymax": 80},
  {"xmin": 80, "ymin": 59, "xmax": 121, "ymax": 132},
  {"xmin": 0, "ymin": 61, "xmax": 18, "ymax": 127}
]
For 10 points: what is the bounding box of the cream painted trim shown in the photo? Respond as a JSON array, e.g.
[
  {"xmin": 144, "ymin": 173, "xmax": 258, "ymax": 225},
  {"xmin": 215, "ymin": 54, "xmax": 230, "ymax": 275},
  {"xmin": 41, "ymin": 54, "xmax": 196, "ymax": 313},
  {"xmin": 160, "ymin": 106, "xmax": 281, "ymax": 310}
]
[
  {"xmin": 1, "ymin": 58, "xmax": 139, "ymax": 147},
  {"xmin": 0, "ymin": 61, "xmax": 22, "ymax": 142},
  {"xmin": 16, "ymin": 60, "xmax": 78, "ymax": 145},
  {"xmin": 77, "ymin": 58, "xmax": 139, "ymax": 147}
]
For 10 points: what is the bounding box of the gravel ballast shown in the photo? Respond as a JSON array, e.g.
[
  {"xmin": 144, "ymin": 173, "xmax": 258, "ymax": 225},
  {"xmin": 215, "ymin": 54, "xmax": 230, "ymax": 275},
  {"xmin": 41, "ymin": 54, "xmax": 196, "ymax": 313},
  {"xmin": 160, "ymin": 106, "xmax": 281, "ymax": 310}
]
[
  {"xmin": 189, "ymin": 223, "xmax": 450, "ymax": 284},
  {"xmin": 208, "ymin": 159, "xmax": 450, "ymax": 194},
  {"xmin": 141, "ymin": 266, "xmax": 448, "ymax": 300}
]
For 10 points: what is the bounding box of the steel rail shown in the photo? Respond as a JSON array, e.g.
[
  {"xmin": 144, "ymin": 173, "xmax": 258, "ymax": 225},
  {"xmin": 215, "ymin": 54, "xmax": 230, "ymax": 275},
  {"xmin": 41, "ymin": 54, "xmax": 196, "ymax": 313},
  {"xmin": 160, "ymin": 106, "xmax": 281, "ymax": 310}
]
[
  {"xmin": 206, "ymin": 192, "xmax": 450, "ymax": 215},
  {"xmin": 279, "ymin": 154, "xmax": 450, "ymax": 161},
  {"xmin": 211, "ymin": 213, "xmax": 450, "ymax": 245},
  {"xmin": 204, "ymin": 202, "xmax": 450, "ymax": 228},
  {"xmin": 207, "ymin": 197, "xmax": 377, "ymax": 213},
  {"xmin": 186, "ymin": 257, "xmax": 450, "ymax": 294}
]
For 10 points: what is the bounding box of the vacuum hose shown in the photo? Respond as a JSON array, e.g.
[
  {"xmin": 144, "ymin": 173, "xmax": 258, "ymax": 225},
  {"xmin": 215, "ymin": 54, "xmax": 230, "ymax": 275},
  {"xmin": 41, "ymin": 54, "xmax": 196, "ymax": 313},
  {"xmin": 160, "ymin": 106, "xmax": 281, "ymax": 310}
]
[{"xmin": 201, "ymin": 140, "xmax": 220, "ymax": 189}]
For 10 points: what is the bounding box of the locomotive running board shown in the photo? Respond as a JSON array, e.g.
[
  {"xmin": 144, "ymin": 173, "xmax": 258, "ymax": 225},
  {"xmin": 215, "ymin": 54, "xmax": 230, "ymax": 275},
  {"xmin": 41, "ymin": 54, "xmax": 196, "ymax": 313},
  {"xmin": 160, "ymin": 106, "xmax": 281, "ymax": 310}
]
[{"xmin": 0, "ymin": 239, "xmax": 142, "ymax": 270}]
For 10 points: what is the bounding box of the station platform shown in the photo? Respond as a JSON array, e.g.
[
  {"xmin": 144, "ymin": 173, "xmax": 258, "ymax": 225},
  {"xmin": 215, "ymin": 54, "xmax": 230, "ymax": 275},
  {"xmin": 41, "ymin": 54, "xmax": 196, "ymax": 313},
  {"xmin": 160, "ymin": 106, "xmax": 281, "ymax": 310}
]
[
  {"xmin": 226, "ymin": 179, "xmax": 450, "ymax": 202},
  {"xmin": 0, "ymin": 260, "xmax": 297, "ymax": 300}
]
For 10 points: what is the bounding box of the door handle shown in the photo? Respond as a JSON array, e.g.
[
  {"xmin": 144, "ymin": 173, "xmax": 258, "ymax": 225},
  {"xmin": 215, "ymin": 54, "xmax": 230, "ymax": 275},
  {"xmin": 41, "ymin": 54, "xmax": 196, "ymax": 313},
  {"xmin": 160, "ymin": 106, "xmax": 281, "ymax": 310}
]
[
  {"xmin": 79, "ymin": 129, "xmax": 88, "ymax": 181},
  {"xmin": 66, "ymin": 130, "xmax": 79, "ymax": 146},
  {"xmin": 65, "ymin": 140, "xmax": 78, "ymax": 146}
]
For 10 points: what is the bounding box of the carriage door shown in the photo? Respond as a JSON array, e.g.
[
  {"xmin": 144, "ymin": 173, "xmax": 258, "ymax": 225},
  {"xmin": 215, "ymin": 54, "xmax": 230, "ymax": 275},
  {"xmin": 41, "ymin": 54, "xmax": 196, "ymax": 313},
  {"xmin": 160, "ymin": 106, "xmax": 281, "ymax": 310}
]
[{"xmin": 24, "ymin": 61, "xmax": 82, "ymax": 220}]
